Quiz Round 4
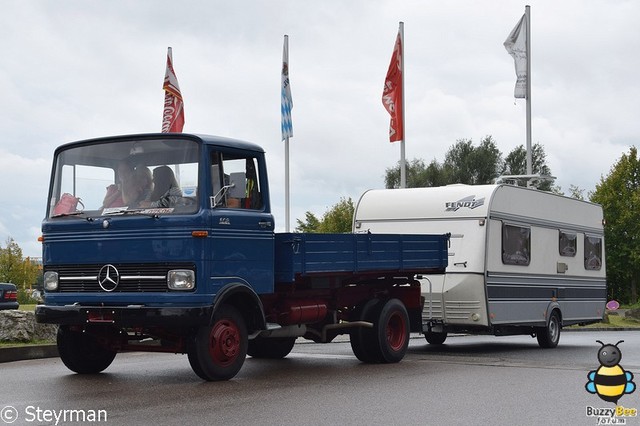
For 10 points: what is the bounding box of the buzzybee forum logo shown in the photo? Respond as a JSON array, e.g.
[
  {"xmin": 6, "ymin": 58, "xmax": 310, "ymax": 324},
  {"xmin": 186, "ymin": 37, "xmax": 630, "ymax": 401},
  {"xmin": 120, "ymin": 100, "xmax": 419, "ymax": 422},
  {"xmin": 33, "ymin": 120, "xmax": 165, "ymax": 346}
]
[
  {"xmin": 586, "ymin": 340, "xmax": 635, "ymax": 403},
  {"xmin": 585, "ymin": 340, "xmax": 637, "ymax": 423}
]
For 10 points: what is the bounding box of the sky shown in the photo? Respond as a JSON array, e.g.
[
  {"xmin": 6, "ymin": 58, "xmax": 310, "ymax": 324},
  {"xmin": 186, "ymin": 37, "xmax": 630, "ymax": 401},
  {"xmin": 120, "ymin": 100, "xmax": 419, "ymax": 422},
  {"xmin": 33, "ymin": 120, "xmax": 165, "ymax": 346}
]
[{"xmin": 1, "ymin": 0, "xmax": 638, "ymax": 258}]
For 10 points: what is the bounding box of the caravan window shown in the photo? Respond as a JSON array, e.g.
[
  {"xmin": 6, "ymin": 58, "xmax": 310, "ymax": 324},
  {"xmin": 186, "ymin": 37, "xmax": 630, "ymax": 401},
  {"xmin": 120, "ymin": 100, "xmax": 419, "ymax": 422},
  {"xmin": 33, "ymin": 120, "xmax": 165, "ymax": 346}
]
[
  {"xmin": 584, "ymin": 235, "xmax": 602, "ymax": 270},
  {"xmin": 502, "ymin": 224, "xmax": 531, "ymax": 266},
  {"xmin": 559, "ymin": 231, "xmax": 577, "ymax": 257}
]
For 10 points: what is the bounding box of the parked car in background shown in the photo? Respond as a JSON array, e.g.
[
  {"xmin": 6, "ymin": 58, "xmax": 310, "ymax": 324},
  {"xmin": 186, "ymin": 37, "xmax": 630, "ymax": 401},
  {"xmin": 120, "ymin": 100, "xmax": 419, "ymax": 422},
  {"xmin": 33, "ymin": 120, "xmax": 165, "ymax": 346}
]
[{"xmin": 0, "ymin": 283, "xmax": 19, "ymax": 310}]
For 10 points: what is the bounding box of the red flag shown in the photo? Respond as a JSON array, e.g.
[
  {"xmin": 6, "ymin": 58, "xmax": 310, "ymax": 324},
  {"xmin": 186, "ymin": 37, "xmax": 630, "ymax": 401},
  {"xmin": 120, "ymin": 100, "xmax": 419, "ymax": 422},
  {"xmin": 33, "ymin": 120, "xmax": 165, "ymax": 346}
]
[
  {"xmin": 162, "ymin": 47, "xmax": 185, "ymax": 133},
  {"xmin": 382, "ymin": 30, "xmax": 403, "ymax": 142}
]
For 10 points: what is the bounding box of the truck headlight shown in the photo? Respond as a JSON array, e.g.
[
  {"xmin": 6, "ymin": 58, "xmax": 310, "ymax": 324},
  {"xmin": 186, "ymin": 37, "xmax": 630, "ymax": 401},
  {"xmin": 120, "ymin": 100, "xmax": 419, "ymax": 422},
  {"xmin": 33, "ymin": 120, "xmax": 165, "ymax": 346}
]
[
  {"xmin": 44, "ymin": 271, "xmax": 59, "ymax": 291},
  {"xmin": 168, "ymin": 270, "xmax": 195, "ymax": 290}
]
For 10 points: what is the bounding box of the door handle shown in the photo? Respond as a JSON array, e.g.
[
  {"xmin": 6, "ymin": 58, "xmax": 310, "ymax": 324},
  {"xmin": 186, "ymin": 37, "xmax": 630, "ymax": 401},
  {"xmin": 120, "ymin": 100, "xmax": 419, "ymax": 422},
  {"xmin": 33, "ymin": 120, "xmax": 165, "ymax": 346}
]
[{"xmin": 259, "ymin": 220, "xmax": 272, "ymax": 229}]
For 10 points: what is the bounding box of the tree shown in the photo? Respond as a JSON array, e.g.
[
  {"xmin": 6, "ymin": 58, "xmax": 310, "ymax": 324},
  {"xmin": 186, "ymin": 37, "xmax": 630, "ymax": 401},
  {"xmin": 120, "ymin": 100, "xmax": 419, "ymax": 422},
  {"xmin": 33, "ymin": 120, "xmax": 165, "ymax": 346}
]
[
  {"xmin": 385, "ymin": 136, "xmax": 503, "ymax": 189},
  {"xmin": 295, "ymin": 197, "xmax": 355, "ymax": 233},
  {"xmin": 385, "ymin": 136, "xmax": 560, "ymax": 190},
  {"xmin": 295, "ymin": 211, "xmax": 321, "ymax": 233},
  {"xmin": 501, "ymin": 143, "xmax": 554, "ymax": 191},
  {"xmin": 590, "ymin": 146, "xmax": 640, "ymax": 304},
  {"xmin": 443, "ymin": 136, "xmax": 503, "ymax": 185},
  {"xmin": 568, "ymin": 184, "xmax": 586, "ymax": 201},
  {"xmin": 384, "ymin": 158, "xmax": 447, "ymax": 189},
  {"xmin": 0, "ymin": 237, "xmax": 40, "ymax": 290}
]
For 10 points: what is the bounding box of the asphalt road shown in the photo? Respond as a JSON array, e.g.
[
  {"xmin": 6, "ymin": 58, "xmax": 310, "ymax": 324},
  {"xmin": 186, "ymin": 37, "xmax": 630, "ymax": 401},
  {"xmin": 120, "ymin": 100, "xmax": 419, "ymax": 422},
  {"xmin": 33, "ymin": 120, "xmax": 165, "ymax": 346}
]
[{"xmin": 2, "ymin": 331, "xmax": 640, "ymax": 426}]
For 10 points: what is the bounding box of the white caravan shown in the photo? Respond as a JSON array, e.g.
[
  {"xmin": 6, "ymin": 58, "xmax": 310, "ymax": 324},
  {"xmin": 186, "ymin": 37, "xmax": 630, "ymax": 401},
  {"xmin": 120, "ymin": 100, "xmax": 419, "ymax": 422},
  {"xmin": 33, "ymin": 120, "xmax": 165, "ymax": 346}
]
[{"xmin": 353, "ymin": 184, "xmax": 607, "ymax": 348}]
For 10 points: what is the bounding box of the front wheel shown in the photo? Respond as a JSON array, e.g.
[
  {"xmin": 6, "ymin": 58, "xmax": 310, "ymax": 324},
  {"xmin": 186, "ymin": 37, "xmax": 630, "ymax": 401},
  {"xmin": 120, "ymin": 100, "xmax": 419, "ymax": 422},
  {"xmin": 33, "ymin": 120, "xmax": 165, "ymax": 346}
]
[
  {"xmin": 536, "ymin": 310, "xmax": 561, "ymax": 348},
  {"xmin": 189, "ymin": 305, "xmax": 248, "ymax": 381},
  {"xmin": 57, "ymin": 326, "xmax": 117, "ymax": 374}
]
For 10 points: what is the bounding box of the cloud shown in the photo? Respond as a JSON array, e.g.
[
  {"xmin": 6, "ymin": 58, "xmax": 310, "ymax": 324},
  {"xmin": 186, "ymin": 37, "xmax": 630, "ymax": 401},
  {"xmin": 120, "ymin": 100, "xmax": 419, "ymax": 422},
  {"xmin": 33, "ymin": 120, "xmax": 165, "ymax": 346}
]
[{"xmin": 0, "ymin": 0, "xmax": 638, "ymax": 255}]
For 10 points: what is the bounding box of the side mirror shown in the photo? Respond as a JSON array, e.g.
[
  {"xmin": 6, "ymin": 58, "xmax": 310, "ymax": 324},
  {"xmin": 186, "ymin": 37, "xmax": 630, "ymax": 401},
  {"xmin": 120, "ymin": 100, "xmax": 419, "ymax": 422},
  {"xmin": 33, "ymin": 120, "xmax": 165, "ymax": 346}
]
[{"xmin": 209, "ymin": 173, "xmax": 246, "ymax": 208}]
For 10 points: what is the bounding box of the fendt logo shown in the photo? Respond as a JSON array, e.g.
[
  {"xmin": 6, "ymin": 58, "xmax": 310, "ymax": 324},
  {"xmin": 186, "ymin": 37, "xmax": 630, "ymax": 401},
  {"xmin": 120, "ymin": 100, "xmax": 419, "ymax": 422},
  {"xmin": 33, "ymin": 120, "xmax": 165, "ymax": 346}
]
[{"xmin": 445, "ymin": 195, "xmax": 485, "ymax": 212}]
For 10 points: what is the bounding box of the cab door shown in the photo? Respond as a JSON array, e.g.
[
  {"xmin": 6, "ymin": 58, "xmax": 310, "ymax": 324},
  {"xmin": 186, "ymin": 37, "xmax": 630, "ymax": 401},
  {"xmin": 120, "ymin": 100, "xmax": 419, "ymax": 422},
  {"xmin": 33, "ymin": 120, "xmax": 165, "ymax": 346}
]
[{"xmin": 207, "ymin": 148, "xmax": 275, "ymax": 295}]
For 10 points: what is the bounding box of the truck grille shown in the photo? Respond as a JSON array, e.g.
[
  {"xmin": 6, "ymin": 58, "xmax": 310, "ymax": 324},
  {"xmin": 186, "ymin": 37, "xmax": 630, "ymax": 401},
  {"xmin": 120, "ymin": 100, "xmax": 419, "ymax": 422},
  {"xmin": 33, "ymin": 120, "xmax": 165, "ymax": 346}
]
[{"xmin": 47, "ymin": 263, "xmax": 195, "ymax": 293}]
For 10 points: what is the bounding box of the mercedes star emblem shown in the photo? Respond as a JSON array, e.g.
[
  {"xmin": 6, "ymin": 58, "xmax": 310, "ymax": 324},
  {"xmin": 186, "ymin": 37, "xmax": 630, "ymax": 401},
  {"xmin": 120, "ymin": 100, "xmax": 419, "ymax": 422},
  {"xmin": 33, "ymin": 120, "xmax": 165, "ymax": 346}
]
[{"xmin": 98, "ymin": 264, "xmax": 120, "ymax": 292}]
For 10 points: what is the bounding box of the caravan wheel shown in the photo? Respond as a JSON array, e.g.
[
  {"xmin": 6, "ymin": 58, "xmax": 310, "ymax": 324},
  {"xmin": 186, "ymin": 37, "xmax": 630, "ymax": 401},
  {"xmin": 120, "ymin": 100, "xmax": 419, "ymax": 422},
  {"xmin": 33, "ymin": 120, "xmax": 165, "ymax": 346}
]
[
  {"xmin": 424, "ymin": 331, "xmax": 447, "ymax": 345},
  {"xmin": 536, "ymin": 310, "xmax": 561, "ymax": 348}
]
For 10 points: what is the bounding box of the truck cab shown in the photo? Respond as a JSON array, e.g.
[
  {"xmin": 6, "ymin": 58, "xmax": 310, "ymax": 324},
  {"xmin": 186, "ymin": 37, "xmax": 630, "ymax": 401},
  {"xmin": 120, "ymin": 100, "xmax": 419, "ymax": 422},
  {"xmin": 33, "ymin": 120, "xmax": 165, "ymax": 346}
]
[
  {"xmin": 38, "ymin": 134, "xmax": 277, "ymax": 379},
  {"xmin": 41, "ymin": 133, "xmax": 275, "ymax": 309}
]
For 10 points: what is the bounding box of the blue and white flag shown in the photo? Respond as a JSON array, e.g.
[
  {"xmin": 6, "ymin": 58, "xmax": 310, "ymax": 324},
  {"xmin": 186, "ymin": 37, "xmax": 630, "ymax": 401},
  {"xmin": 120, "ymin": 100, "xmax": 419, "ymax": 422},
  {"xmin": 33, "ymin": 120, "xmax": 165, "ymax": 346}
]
[{"xmin": 281, "ymin": 35, "xmax": 293, "ymax": 141}]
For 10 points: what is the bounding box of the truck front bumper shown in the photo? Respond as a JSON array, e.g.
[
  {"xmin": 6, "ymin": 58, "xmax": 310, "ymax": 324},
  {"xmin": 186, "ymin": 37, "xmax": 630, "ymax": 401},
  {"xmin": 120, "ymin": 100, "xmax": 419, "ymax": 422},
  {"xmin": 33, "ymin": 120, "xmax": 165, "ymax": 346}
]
[{"xmin": 35, "ymin": 304, "xmax": 213, "ymax": 328}]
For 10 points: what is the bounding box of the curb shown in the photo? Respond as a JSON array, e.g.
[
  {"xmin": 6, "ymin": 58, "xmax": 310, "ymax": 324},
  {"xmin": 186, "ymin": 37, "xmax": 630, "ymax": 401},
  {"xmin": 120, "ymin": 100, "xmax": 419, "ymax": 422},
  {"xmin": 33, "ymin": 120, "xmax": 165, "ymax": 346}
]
[{"xmin": 0, "ymin": 344, "xmax": 58, "ymax": 363}]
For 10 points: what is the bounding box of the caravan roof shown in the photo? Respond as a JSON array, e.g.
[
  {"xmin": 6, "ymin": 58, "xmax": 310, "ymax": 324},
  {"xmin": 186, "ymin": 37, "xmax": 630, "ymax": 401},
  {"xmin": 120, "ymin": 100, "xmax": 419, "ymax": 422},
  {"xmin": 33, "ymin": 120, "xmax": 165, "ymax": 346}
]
[{"xmin": 354, "ymin": 184, "xmax": 603, "ymax": 234}]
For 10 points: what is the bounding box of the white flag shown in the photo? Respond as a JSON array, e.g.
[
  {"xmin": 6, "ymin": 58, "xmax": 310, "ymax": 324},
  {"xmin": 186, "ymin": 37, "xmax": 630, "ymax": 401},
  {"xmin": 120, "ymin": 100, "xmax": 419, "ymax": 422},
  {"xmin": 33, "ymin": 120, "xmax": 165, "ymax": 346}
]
[{"xmin": 504, "ymin": 13, "xmax": 527, "ymax": 99}]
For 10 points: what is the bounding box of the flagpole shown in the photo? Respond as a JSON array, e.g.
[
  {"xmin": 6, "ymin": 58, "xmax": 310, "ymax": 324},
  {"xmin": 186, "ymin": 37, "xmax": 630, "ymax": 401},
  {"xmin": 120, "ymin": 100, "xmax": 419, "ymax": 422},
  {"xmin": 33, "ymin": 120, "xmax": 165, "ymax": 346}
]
[
  {"xmin": 399, "ymin": 22, "xmax": 406, "ymax": 189},
  {"xmin": 525, "ymin": 5, "xmax": 532, "ymax": 177},
  {"xmin": 284, "ymin": 35, "xmax": 290, "ymax": 232},
  {"xmin": 282, "ymin": 34, "xmax": 292, "ymax": 232},
  {"xmin": 285, "ymin": 135, "xmax": 290, "ymax": 232}
]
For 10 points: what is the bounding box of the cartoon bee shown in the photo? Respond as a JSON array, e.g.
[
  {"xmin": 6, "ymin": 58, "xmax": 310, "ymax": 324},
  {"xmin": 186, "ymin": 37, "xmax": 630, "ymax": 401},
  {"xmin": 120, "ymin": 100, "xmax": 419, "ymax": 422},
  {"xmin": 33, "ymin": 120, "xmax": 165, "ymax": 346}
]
[{"xmin": 586, "ymin": 340, "xmax": 636, "ymax": 403}]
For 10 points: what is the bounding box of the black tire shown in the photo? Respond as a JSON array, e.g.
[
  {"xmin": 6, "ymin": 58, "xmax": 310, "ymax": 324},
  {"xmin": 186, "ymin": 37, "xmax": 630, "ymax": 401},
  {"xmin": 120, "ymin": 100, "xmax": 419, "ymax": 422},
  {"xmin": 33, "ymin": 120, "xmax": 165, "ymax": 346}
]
[
  {"xmin": 187, "ymin": 340, "xmax": 206, "ymax": 379},
  {"xmin": 536, "ymin": 310, "xmax": 561, "ymax": 348},
  {"xmin": 189, "ymin": 305, "xmax": 248, "ymax": 381},
  {"xmin": 350, "ymin": 299, "xmax": 383, "ymax": 363},
  {"xmin": 424, "ymin": 331, "xmax": 448, "ymax": 345},
  {"xmin": 57, "ymin": 326, "xmax": 117, "ymax": 374},
  {"xmin": 376, "ymin": 299, "xmax": 410, "ymax": 363},
  {"xmin": 247, "ymin": 337, "xmax": 296, "ymax": 359}
]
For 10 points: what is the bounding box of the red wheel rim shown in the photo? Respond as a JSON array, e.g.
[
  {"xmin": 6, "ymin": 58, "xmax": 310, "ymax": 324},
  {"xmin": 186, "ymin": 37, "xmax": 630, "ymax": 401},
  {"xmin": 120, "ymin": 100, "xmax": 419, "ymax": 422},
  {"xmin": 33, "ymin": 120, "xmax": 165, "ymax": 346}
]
[
  {"xmin": 208, "ymin": 319, "xmax": 241, "ymax": 366},
  {"xmin": 386, "ymin": 311, "xmax": 407, "ymax": 352}
]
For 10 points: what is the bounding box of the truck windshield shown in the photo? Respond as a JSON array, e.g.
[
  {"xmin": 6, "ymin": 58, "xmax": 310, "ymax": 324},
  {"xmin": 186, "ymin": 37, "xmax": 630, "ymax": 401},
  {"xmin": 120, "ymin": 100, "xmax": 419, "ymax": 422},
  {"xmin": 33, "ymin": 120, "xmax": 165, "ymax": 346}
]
[{"xmin": 48, "ymin": 137, "xmax": 200, "ymax": 217}]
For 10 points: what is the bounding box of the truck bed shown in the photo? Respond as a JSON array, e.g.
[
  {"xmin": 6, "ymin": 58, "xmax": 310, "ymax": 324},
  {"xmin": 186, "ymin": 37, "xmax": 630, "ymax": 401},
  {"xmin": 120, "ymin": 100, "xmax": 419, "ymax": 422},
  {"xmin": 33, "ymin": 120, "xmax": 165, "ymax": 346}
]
[{"xmin": 274, "ymin": 232, "xmax": 449, "ymax": 283}]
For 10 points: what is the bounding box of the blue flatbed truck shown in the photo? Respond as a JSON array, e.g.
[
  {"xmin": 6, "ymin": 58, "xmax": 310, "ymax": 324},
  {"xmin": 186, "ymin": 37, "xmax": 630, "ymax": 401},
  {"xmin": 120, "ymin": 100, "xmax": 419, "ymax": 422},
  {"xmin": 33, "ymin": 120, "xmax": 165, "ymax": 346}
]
[{"xmin": 36, "ymin": 133, "xmax": 448, "ymax": 381}]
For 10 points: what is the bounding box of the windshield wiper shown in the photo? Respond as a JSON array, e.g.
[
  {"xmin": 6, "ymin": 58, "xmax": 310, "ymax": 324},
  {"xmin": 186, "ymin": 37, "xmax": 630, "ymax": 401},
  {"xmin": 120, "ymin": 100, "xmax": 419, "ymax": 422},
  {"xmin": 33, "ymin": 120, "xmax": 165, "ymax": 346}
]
[
  {"xmin": 102, "ymin": 207, "xmax": 162, "ymax": 218},
  {"xmin": 52, "ymin": 211, "xmax": 85, "ymax": 218},
  {"xmin": 102, "ymin": 207, "xmax": 134, "ymax": 216}
]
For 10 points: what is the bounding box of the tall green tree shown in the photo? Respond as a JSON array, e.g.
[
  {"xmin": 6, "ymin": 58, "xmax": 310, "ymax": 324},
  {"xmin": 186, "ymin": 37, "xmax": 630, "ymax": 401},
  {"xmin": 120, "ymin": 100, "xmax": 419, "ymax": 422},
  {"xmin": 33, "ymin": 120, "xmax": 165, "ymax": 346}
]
[
  {"xmin": 501, "ymin": 143, "xmax": 553, "ymax": 191},
  {"xmin": 0, "ymin": 237, "xmax": 40, "ymax": 290},
  {"xmin": 385, "ymin": 136, "xmax": 558, "ymax": 190},
  {"xmin": 295, "ymin": 212, "xmax": 321, "ymax": 233},
  {"xmin": 443, "ymin": 136, "xmax": 503, "ymax": 185},
  {"xmin": 295, "ymin": 197, "xmax": 355, "ymax": 233},
  {"xmin": 384, "ymin": 158, "xmax": 446, "ymax": 189},
  {"xmin": 591, "ymin": 146, "xmax": 640, "ymax": 303}
]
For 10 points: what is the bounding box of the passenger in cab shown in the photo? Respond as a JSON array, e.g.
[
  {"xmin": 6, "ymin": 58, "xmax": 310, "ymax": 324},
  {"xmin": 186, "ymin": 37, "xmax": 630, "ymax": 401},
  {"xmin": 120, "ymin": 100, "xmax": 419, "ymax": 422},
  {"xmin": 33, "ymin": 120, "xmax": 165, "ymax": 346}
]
[
  {"xmin": 123, "ymin": 165, "xmax": 153, "ymax": 207},
  {"xmin": 102, "ymin": 161, "xmax": 134, "ymax": 208},
  {"xmin": 140, "ymin": 166, "xmax": 182, "ymax": 208}
]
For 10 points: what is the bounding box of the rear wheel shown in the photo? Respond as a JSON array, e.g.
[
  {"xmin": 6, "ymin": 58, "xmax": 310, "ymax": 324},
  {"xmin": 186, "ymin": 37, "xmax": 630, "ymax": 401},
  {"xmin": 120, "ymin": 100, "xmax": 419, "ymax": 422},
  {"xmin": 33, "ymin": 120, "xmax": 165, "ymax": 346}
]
[
  {"xmin": 350, "ymin": 298, "xmax": 410, "ymax": 364},
  {"xmin": 350, "ymin": 299, "xmax": 382, "ymax": 363},
  {"xmin": 247, "ymin": 336, "xmax": 296, "ymax": 359},
  {"xmin": 57, "ymin": 326, "xmax": 117, "ymax": 374},
  {"xmin": 189, "ymin": 305, "xmax": 248, "ymax": 381},
  {"xmin": 536, "ymin": 310, "xmax": 561, "ymax": 348},
  {"xmin": 376, "ymin": 299, "xmax": 410, "ymax": 363}
]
